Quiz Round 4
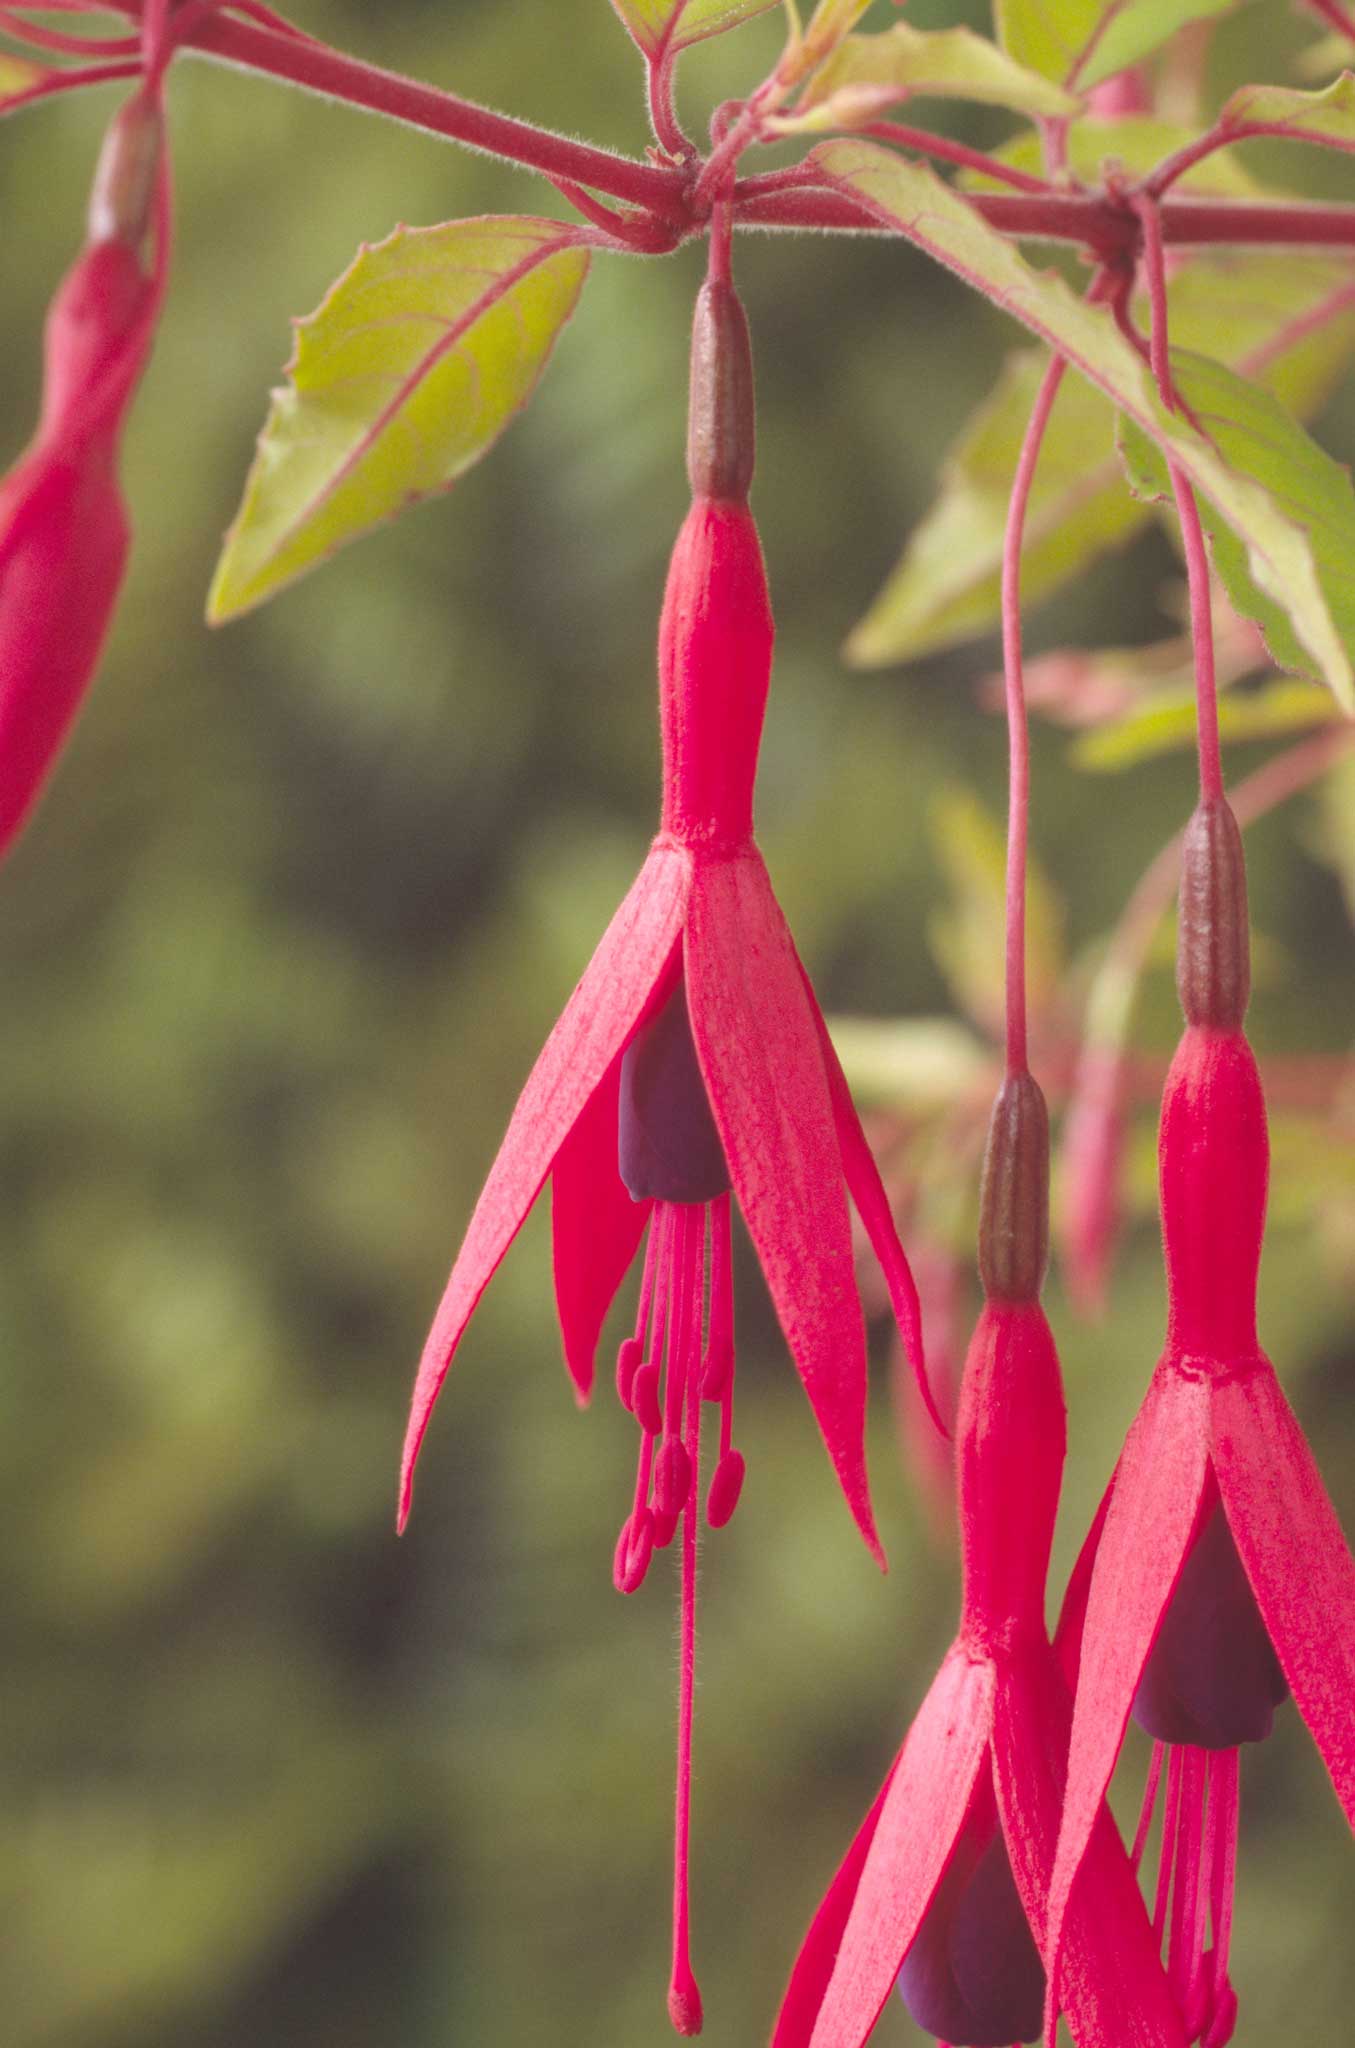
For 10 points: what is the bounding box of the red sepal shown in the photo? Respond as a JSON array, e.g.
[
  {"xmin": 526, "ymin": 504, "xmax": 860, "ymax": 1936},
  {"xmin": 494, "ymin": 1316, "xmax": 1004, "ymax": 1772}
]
[
  {"xmin": 770, "ymin": 1763, "xmax": 896, "ymax": 2048},
  {"xmin": 1045, "ymin": 1364, "xmax": 1211, "ymax": 2008},
  {"xmin": 804, "ymin": 1648, "xmax": 994, "ymax": 2046},
  {"xmin": 550, "ymin": 1054, "xmax": 650, "ymax": 1404},
  {"xmin": 684, "ymin": 849, "xmax": 881, "ymax": 1564},
  {"xmin": 1213, "ymin": 1359, "xmax": 1355, "ymax": 1828},
  {"xmin": 398, "ymin": 846, "xmax": 689, "ymax": 1527}
]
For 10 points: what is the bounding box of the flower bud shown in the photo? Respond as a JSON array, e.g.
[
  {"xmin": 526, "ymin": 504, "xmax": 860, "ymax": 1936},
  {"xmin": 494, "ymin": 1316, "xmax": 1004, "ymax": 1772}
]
[
  {"xmin": 686, "ymin": 279, "xmax": 755, "ymax": 504},
  {"xmin": 1177, "ymin": 797, "xmax": 1250, "ymax": 1031},
  {"xmin": 977, "ymin": 1072, "xmax": 1049, "ymax": 1303}
]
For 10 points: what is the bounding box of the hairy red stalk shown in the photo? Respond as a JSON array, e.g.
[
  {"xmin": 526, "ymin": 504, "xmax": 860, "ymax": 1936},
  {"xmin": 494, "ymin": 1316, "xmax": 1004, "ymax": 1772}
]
[
  {"xmin": 863, "ymin": 120, "xmax": 1054, "ymax": 195},
  {"xmin": 1, "ymin": 59, "xmax": 141, "ymax": 112},
  {"xmin": 732, "ymin": 180, "xmax": 1355, "ymax": 252},
  {"xmin": 1303, "ymin": 0, "xmax": 1355, "ymax": 36},
  {"xmin": 1000, "ymin": 351, "xmax": 1068, "ymax": 1076},
  {"xmin": 0, "ymin": 9, "xmax": 139, "ymax": 55}
]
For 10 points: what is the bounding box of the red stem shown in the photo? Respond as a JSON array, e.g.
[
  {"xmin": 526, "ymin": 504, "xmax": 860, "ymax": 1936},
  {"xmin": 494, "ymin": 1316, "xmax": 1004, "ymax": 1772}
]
[
  {"xmin": 862, "ymin": 120, "xmax": 1054, "ymax": 195},
  {"xmin": 1, "ymin": 58, "xmax": 141, "ymax": 109},
  {"xmin": 732, "ymin": 179, "xmax": 1355, "ymax": 251},
  {"xmin": 1134, "ymin": 195, "xmax": 1223, "ymax": 803},
  {"xmin": 1304, "ymin": 0, "xmax": 1355, "ymax": 35},
  {"xmin": 1001, "ymin": 350, "xmax": 1070, "ymax": 1075},
  {"xmin": 121, "ymin": 4, "xmax": 689, "ymax": 213},
  {"xmin": 0, "ymin": 9, "xmax": 139, "ymax": 54},
  {"xmin": 1148, "ymin": 119, "xmax": 1355, "ymax": 200}
]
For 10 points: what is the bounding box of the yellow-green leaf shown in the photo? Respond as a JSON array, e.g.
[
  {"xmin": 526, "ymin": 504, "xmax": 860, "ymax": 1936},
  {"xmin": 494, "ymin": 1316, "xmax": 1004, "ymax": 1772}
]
[
  {"xmin": 995, "ymin": 0, "xmax": 1246, "ymax": 92},
  {"xmin": 1073, "ymin": 679, "xmax": 1337, "ymax": 771},
  {"xmin": 844, "ymin": 244, "xmax": 1355, "ymax": 661},
  {"xmin": 786, "ymin": 22, "xmax": 1078, "ymax": 130},
  {"xmin": 1219, "ymin": 70, "xmax": 1355, "ymax": 150},
  {"xmin": 209, "ymin": 218, "xmax": 590, "ymax": 622},
  {"xmin": 1118, "ymin": 348, "xmax": 1355, "ymax": 714},
  {"xmin": 608, "ymin": 0, "xmax": 779, "ymax": 58}
]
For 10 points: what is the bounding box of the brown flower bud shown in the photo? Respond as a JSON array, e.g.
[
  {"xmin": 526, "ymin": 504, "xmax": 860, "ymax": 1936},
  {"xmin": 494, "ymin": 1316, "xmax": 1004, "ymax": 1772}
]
[
  {"xmin": 1177, "ymin": 797, "xmax": 1250, "ymax": 1031},
  {"xmin": 88, "ymin": 90, "xmax": 162, "ymax": 252},
  {"xmin": 686, "ymin": 279, "xmax": 754, "ymax": 503},
  {"xmin": 978, "ymin": 1072, "xmax": 1050, "ymax": 1303}
]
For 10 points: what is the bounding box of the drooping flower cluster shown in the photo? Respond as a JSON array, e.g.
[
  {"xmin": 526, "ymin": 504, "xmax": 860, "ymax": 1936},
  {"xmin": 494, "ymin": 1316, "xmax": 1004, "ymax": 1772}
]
[
  {"xmin": 1044, "ymin": 795, "xmax": 1355, "ymax": 2046},
  {"xmin": 773, "ymin": 1073, "xmax": 1186, "ymax": 2048},
  {"xmin": 397, "ymin": 268, "xmax": 936, "ymax": 2036},
  {"xmin": 0, "ymin": 62, "xmax": 169, "ymax": 859}
]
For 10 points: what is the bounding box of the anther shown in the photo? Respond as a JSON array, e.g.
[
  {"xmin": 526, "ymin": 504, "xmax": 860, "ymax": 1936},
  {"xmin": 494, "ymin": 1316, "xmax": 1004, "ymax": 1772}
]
[
  {"xmin": 655, "ymin": 1437, "xmax": 693, "ymax": 1519},
  {"xmin": 651, "ymin": 1505, "xmax": 680, "ymax": 1551},
  {"xmin": 616, "ymin": 1335, "xmax": 643, "ymax": 1410},
  {"xmin": 1177, "ymin": 798, "xmax": 1250, "ymax": 1031},
  {"xmin": 977, "ymin": 1072, "xmax": 1050, "ymax": 1303},
  {"xmin": 632, "ymin": 1362, "xmax": 664, "ymax": 1438},
  {"xmin": 700, "ymin": 1337, "xmax": 733, "ymax": 1402},
  {"xmin": 706, "ymin": 1449, "xmax": 745, "ymax": 1528},
  {"xmin": 686, "ymin": 278, "xmax": 755, "ymax": 504},
  {"xmin": 613, "ymin": 1509, "xmax": 654, "ymax": 1595}
]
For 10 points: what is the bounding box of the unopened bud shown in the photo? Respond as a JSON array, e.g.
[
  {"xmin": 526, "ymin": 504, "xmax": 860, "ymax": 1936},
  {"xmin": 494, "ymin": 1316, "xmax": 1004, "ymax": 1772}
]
[
  {"xmin": 1177, "ymin": 797, "xmax": 1250, "ymax": 1030},
  {"xmin": 978, "ymin": 1072, "xmax": 1050, "ymax": 1303},
  {"xmin": 686, "ymin": 279, "xmax": 755, "ymax": 502},
  {"xmin": 88, "ymin": 91, "xmax": 163, "ymax": 250}
]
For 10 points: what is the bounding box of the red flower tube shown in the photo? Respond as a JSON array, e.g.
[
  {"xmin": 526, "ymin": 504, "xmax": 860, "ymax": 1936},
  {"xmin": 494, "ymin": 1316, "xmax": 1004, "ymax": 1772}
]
[
  {"xmin": 1046, "ymin": 797, "xmax": 1355, "ymax": 2045},
  {"xmin": 772, "ymin": 1076, "xmax": 1186, "ymax": 2048},
  {"xmin": 0, "ymin": 75, "xmax": 168, "ymax": 859},
  {"xmin": 398, "ymin": 272, "xmax": 935, "ymax": 2036}
]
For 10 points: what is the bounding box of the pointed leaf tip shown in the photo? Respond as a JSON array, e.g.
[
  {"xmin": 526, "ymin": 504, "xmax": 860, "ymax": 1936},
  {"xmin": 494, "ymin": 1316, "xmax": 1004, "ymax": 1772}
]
[{"xmin": 208, "ymin": 217, "xmax": 590, "ymax": 621}]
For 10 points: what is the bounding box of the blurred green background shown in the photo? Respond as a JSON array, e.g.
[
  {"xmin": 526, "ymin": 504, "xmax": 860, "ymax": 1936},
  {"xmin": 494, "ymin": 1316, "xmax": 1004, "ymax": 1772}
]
[{"xmin": 1, "ymin": 2, "xmax": 1353, "ymax": 2043}]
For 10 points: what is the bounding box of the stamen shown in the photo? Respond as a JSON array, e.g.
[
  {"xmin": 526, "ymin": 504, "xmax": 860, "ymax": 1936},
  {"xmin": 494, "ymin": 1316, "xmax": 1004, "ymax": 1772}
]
[
  {"xmin": 1153, "ymin": 1746, "xmax": 1186, "ymax": 1944},
  {"xmin": 1131, "ymin": 1740, "xmax": 1166, "ymax": 1874},
  {"xmin": 1204, "ymin": 1751, "xmax": 1240, "ymax": 2047},
  {"xmin": 617, "ymin": 1211, "xmax": 666, "ymax": 1408},
  {"xmin": 1167, "ymin": 1749, "xmax": 1208, "ymax": 2025},
  {"xmin": 702, "ymin": 1194, "xmax": 746, "ymax": 1528},
  {"xmin": 669, "ymin": 1202, "xmax": 706, "ymax": 2036}
]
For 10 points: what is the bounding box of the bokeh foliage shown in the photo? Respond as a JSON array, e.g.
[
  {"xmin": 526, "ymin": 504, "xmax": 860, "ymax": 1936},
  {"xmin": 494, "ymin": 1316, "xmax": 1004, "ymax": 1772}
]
[{"xmin": 0, "ymin": 2, "xmax": 1352, "ymax": 2043}]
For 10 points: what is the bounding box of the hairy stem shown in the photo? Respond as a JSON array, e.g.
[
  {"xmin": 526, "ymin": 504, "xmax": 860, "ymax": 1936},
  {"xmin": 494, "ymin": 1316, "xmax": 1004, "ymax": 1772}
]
[{"xmin": 1001, "ymin": 352, "xmax": 1070, "ymax": 1075}]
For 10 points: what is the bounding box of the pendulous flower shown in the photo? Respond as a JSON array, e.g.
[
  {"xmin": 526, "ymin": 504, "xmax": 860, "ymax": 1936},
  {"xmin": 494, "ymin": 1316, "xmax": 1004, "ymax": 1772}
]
[
  {"xmin": 0, "ymin": 78, "xmax": 167, "ymax": 859},
  {"xmin": 1045, "ymin": 797, "xmax": 1355, "ymax": 2045},
  {"xmin": 398, "ymin": 272, "xmax": 935, "ymax": 2035},
  {"xmin": 773, "ymin": 1074, "xmax": 1186, "ymax": 2048}
]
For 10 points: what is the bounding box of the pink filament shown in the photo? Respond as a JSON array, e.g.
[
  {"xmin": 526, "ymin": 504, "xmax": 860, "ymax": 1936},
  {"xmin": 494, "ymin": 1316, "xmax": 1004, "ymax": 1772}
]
[
  {"xmin": 1141, "ymin": 1743, "xmax": 1242, "ymax": 2044},
  {"xmin": 1131, "ymin": 1739, "xmax": 1167, "ymax": 1873},
  {"xmin": 669, "ymin": 1206, "xmax": 705, "ymax": 2035}
]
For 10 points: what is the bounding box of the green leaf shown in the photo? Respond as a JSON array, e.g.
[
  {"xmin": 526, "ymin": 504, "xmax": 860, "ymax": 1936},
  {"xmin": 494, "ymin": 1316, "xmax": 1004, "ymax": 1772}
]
[
  {"xmin": 995, "ymin": 0, "xmax": 1244, "ymax": 92},
  {"xmin": 787, "ymin": 22, "xmax": 1079, "ymax": 129},
  {"xmin": 1118, "ymin": 348, "xmax": 1355, "ymax": 713},
  {"xmin": 847, "ymin": 244, "xmax": 1355, "ymax": 664},
  {"xmin": 1072, "ymin": 678, "xmax": 1337, "ymax": 771},
  {"xmin": 208, "ymin": 218, "xmax": 590, "ymax": 622},
  {"xmin": 608, "ymin": 0, "xmax": 779, "ymax": 58},
  {"xmin": 1217, "ymin": 71, "xmax": 1355, "ymax": 149},
  {"xmin": 960, "ymin": 115, "xmax": 1267, "ymax": 196},
  {"xmin": 927, "ymin": 785, "xmax": 1063, "ymax": 1038}
]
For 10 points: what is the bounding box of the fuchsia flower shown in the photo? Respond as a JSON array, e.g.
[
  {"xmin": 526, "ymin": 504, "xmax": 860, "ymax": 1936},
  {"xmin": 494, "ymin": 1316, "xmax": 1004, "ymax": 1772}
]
[
  {"xmin": 1045, "ymin": 797, "xmax": 1355, "ymax": 2045},
  {"xmin": 398, "ymin": 276, "xmax": 935, "ymax": 2035},
  {"xmin": 772, "ymin": 1075, "xmax": 1186, "ymax": 2048},
  {"xmin": 0, "ymin": 77, "xmax": 167, "ymax": 859}
]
